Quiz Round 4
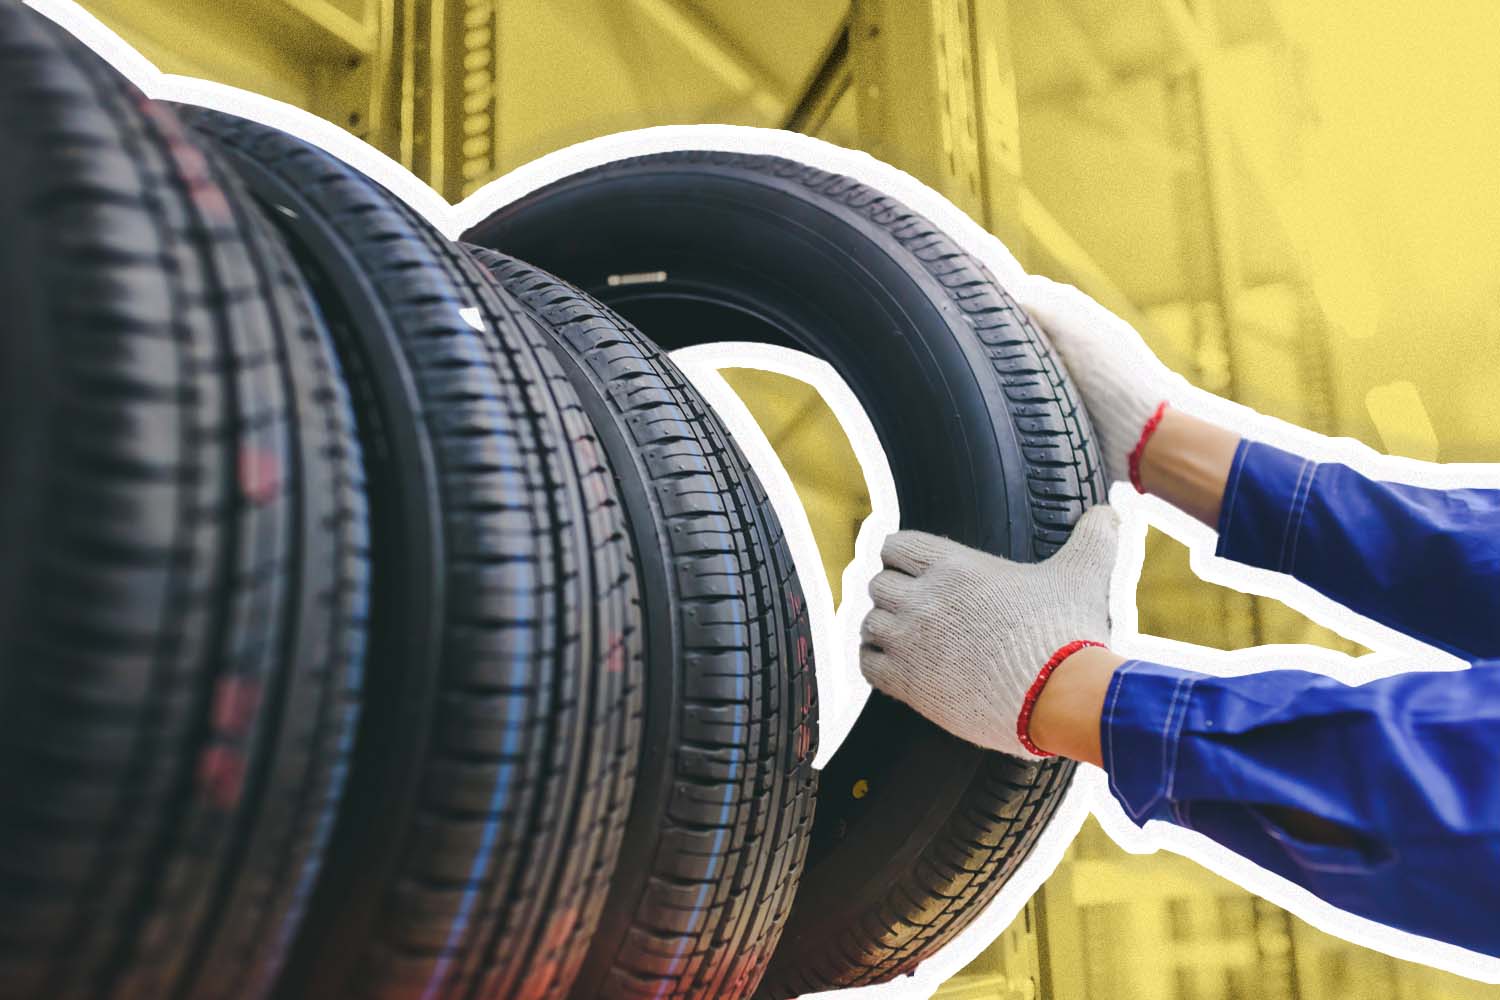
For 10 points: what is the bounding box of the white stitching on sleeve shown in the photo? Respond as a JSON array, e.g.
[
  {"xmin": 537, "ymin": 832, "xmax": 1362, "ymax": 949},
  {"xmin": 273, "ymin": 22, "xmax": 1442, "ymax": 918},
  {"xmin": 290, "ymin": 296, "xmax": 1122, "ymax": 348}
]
[{"xmin": 1277, "ymin": 459, "xmax": 1315, "ymax": 572}]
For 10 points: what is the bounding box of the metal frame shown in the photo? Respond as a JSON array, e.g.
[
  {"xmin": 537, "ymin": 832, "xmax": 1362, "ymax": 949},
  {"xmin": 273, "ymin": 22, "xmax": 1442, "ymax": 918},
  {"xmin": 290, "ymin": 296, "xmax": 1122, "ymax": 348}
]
[
  {"xmin": 627, "ymin": 0, "xmax": 784, "ymax": 122},
  {"xmin": 784, "ymin": 26, "xmax": 849, "ymax": 134}
]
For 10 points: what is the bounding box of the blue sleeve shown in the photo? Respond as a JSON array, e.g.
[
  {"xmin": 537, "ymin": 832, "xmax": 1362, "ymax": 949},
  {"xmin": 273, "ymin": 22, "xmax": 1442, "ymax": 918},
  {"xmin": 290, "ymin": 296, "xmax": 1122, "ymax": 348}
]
[
  {"xmin": 1216, "ymin": 439, "xmax": 1500, "ymax": 660},
  {"xmin": 1102, "ymin": 658, "xmax": 1500, "ymax": 958}
]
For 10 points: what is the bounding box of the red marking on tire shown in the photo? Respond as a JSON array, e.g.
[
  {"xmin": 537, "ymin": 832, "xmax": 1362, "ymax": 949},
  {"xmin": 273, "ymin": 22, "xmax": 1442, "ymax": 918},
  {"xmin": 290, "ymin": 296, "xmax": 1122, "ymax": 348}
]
[
  {"xmin": 197, "ymin": 745, "xmax": 246, "ymax": 811},
  {"xmin": 542, "ymin": 907, "xmax": 577, "ymax": 949},
  {"xmin": 138, "ymin": 101, "xmax": 236, "ymax": 222},
  {"xmin": 720, "ymin": 952, "xmax": 758, "ymax": 997},
  {"xmin": 605, "ymin": 635, "xmax": 625, "ymax": 673},
  {"xmin": 239, "ymin": 445, "xmax": 280, "ymax": 504},
  {"xmin": 212, "ymin": 675, "xmax": 261, "ymax": 737},
  {"xmin": 514, "ymin": 908, "xmax": 578, "ymax": 1000}
]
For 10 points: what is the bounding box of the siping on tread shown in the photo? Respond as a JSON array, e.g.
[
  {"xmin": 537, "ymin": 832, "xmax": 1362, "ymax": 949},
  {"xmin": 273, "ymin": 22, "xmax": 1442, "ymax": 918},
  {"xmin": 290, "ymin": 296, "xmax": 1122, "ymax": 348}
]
[
  {"xmin": 0, "ymin": 9, "xmax": 369, "ymax": 1000},
  {"xmin": 180, "ymin": 109, "xmax": 641, "ymax": 1000},
  {"xmin": 465, "ymin": 247, "xmax": 817, "ymax": 1000},
  {"xmin": 565, "ymin": 149, "xmax": 1101, "ymax": 560},
  {"xmin": 724, "ymin": 152, "xmax": 1092, "ymax": 997},
  {"xmin": 164, "ymin": 164, "xmax": 371, "ymax": 1000},
  {"xmin": 463, "ymin": 151, "xmax": 1104, "ymax": 998}
]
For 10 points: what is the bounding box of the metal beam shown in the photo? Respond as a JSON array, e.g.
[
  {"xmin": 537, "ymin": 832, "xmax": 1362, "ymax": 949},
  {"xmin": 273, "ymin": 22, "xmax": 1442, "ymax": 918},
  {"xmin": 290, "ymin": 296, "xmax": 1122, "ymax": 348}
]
[
  {"xmin": 1166, "ymin": 4, "xmax": 1264, "ymax": 649},
  {"xmin": 1020, "ymin": 62, "xmax": 1184, "ymax": 107},
  {"xmin": 602, "ymin": 0, "xmax": 674, "ymax": 125},
  {"xmin": 84, "ymin": 0, "xmax": 392, "ymax": 157},
  {"xmin": 385, "ymin": 0, "xmax": 500, "ymax": 200},
  {"xmin": 1155, "ymin": 0, "xmax": 1211, "ymax": 66},
  {"xmin": 784, "ymin": 22, "xmax": 850, "ymax": 134},
  {"xmin": 850, "ymin": 0, "xmax": 983, "ymax": 219},
  {"xmin": 849, "ymin": 0, "xmax": 1027, "ymax": 247},
  {"xmin": 274, "ymin": 0, "xmax": 377, "ymax": 53},
  {"xmin": 452, "ymin": 0, "xmax": 500, "ymax": 196},
  {"xmin": 627, "ymin": 0, "xmax": 784, "ymax": 123},
  {"xmin": 1018, "ymin": 187, "xmax": 1161, "ymax": 339},
  {"xmin": 1177, "ymin": 14, "xmax": 1247, "ymax": 395},
  {"xmin": 1022, "ymin": 0, "xmax": 1193, "ymax": 174},
  {"xmin": 1048, "ymin": 0, "xmax": 1134, "ymax": 95},
  {"xmin": 968, "ymin": 0, "xmax": 1026, "ymax": 252}
]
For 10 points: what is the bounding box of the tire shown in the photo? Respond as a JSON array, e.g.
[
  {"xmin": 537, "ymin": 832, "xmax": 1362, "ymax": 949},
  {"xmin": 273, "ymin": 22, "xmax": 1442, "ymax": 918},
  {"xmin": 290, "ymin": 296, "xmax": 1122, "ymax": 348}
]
[
  {"xmin": 465, "ymin": 151, "xmax": 1107, "ymax": 996},
  {"xmin": 0, "ymin": 10, "xmax": 368, "ymax": 1000},
  {"xmin": 465, "ymin": 248, "xmax": 818, "ymax": 1000},
  {"xmin": 180, "ymin": 109, "xmax": 642, "ymax": 1000}
]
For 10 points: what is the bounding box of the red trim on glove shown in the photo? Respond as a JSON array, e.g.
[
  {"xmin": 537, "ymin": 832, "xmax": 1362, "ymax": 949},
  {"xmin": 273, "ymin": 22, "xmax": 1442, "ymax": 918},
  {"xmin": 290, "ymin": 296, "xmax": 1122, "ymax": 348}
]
[
  {"xmin": 1127, "ymin": 401, "xmax": 1170, "ymax": 494},
  {"xmin": 1016, "ymin": 639, "xmax": 1106, "ymax": 757}
]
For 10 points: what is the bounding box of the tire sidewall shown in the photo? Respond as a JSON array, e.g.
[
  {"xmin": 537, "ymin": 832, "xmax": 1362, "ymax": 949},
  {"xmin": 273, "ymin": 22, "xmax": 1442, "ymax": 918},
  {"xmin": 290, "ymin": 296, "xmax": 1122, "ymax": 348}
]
[{"xmin": 471, "ymin": 163, "xmax": 1037, "ymax": 560}]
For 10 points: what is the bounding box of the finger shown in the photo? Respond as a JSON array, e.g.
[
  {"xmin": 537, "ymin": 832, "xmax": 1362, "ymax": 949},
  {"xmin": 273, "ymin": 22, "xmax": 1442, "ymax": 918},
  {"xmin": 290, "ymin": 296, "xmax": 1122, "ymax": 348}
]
[
  {"xmin": 859, "ymin": 608, "xmax": 901, "ymax": 648},
  {"xmin": 868, "ymin": 569, "xmax": 915, "ymax": 612},
  {"xmin": 1013, "ymin": 274, "xmax": 1084, "ymax": 336},
  {"xmin": 1016, "ymin": 274, "xmax": 1147, "ymax": 357},
  {"xmin": 880, "ymin": 530, "xmax": 952, "ymax": 576},
  {"xmin": 1058, "ymin": 506, "xmax": 1120, "ymax": 568},
  {"xmin": 858, "ymin": 644, "xmax": 894, "ymax": 688}
]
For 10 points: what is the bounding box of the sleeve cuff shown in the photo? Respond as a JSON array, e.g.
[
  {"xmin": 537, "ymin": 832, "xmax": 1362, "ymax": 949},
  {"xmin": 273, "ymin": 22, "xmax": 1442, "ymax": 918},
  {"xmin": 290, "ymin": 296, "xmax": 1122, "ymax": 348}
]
[
  {"xmin": 1100, "ymin": 659, "xmax": 1203, "ymax": 825},
  {"xmin": 1216, "ymin": 440, "xmax": 1319, "ymax": 575}
]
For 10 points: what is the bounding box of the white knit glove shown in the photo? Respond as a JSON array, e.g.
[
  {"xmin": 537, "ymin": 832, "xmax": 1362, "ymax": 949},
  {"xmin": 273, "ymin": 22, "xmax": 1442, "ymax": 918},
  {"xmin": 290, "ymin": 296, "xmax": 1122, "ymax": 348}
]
[
  {"xmin": 1015, "ymin": 274, "xmax": 1173, "ymax": 488},
  {"xmin": 859, "ymin": 506, "xmax": 1120, "ymax": 759}
]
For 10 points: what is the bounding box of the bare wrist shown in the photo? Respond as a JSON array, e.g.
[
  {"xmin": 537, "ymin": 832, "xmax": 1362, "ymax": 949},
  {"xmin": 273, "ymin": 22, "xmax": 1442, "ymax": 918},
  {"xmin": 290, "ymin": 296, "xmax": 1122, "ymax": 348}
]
[
  {"xmin": 1135, "ymin": 408, "xmax": 1242, "ymax": 528},
  {"xmin": 1025, "ymin": 644, "xmax": 1126, "ymax": 766},
  {"xmin": 1127, "ymin": 401, "xmax": 1170, "ymax": 494}
]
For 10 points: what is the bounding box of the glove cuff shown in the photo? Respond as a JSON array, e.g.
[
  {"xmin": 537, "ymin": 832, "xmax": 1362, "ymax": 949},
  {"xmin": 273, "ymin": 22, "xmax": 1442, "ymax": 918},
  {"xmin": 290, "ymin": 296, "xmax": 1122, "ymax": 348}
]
[
  {"xmin": 1015, "ymin": 639, "xmax": 1107, "ymax": 757},
  {"xmin": 1127, "ymin": 401, "xmax": 1170, "ymax": 494}
]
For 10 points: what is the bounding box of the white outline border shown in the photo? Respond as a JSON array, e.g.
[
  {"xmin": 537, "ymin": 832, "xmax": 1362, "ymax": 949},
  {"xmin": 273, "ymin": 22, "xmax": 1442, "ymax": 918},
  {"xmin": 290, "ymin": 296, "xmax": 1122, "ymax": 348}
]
[{"xmin": 28, "ymin": 0, "xmax": 1500, "ymax": 992}]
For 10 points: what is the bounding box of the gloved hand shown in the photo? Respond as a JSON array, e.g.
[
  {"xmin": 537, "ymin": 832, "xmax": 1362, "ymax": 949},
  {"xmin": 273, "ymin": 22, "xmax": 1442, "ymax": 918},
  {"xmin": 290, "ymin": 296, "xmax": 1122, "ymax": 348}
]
[
  {"xmin": 1015, "ymin": 274, "xmax": 1175, "ymax": 490},
  {"xmin": 859, "ymin": 506, "xmax": 1119, "ymax": 759}
]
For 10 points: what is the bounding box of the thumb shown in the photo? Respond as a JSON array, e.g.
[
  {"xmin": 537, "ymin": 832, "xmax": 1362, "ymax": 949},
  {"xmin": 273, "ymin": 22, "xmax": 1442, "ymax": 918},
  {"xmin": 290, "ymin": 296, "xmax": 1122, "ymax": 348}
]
[
  {"xmin": 1014, "ymin": 273, "xmax": 1109, "ymax": 335},
  {"xmin": 1013, "ymin": 274, "xmax": 1076, "ymax": 339},
  {"xmin": 1017, "ymin": 274, "xmax": 1159, "ymax": 367},
  {"xmin": 1052, "ymin": 505, "xmax": 1120, "ymax": 572}
]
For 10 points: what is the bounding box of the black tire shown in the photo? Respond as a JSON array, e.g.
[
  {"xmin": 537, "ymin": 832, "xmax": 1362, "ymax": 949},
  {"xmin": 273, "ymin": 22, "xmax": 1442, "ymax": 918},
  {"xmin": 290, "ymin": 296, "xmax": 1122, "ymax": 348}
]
[
  {"xmin": 0, "ymin": 10, "xmax": 368, "ymax": 1000},
  {"xmin": 465, "ymin": 151, "xmax": 1107, "ymax": 996},
  {"xmin": 466, "ymin": 248, "xmax": 818, "ymax": 1000},
  {"xmin": 179, "ymin": 109, "xmax": 642, "ymax": 1000}
]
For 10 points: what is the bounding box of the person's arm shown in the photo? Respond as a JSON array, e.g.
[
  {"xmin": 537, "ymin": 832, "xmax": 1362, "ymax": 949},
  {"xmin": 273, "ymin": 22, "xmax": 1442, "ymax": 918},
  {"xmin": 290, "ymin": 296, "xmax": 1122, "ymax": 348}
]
[
  {"xmin": 860, "ymin": 524, "xmax": 1500, "ymax": 957},
  {"xmin": 1084, "ymin": 653, "xmax": 1500, "ymax": 958},
  {"xmin": 1132, "ymin": 407, "xmax": 1240, "ymax": 527},
  {"xmin": 1025, "ymin": 643, "xmax": 1119, "ymax": 766},
  {"xmin": 1019, "ymin": 274, "xmax": 1500, "ymax": 662},
  {"xmin": 1153, "ymin": 414, "xmax": 1500, "ymax": 661},
  {"xmin": 1027, "ymin": 644, "xmax": 1359, "ymax": 847}
]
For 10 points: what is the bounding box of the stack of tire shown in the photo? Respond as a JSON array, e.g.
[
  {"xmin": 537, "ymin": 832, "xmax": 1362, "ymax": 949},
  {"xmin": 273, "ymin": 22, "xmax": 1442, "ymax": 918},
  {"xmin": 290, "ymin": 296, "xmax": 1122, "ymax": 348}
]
[{"xmin": 0, "ymin": 8, "xmax": 1105, "ymax": 1000}]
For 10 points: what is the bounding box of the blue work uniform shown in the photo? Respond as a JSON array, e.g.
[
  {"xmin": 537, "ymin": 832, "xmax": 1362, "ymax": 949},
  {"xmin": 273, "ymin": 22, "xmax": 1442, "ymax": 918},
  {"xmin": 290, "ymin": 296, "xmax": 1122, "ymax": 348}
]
[{"xmin": 1102, "ymin": 439, "xmax": 1500, "ymax": 957}]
